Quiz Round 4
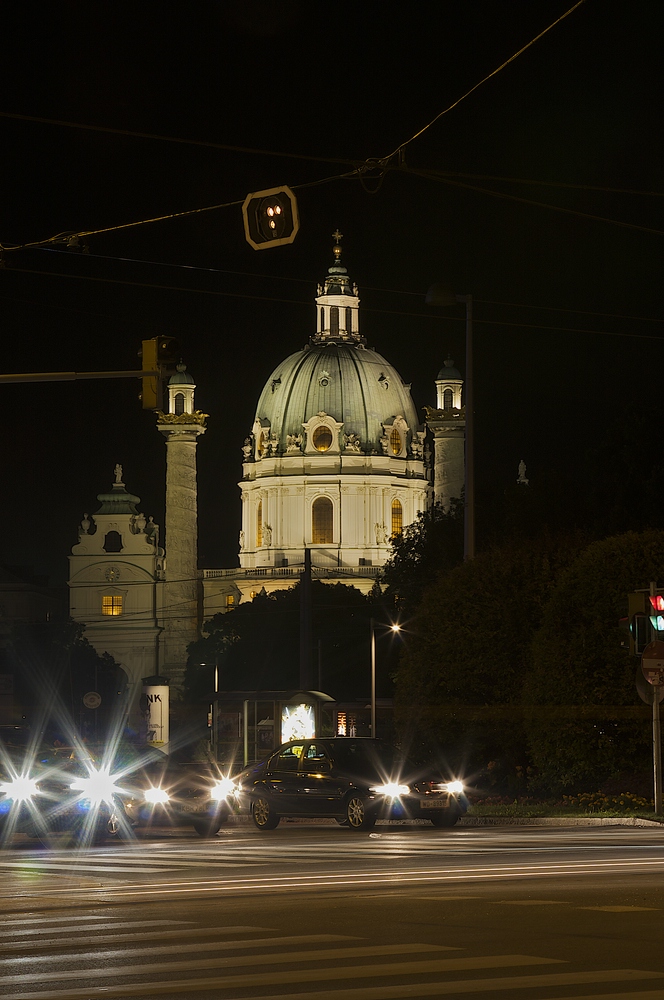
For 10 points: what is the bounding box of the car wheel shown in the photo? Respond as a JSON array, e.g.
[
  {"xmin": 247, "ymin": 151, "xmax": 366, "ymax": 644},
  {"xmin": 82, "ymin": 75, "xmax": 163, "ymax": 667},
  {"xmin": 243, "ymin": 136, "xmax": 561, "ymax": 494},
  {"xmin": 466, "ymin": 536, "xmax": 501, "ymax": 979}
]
[
  {"xmin": 430, "ymin": 809, "xmax": 460, "ymax": 828},
  {"xmin": 252, "ymin": 795, "xmax": 280, "ymax": 830},
  {"xmin": 90, "ymin": 806, "xmax": 128, "ymax": 845},
  {"xmin": 344, "ymin": 793, "xmax": 376, "ymax": 831},
  {"xmin": 192, "ymin": 817, "xmax": 222, "ymax": 838}
]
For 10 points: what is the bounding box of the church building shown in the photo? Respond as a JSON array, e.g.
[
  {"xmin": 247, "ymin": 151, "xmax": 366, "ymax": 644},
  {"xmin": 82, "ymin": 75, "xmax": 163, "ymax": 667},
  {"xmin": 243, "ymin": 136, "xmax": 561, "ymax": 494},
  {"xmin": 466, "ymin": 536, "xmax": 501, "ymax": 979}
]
[{"xmin": 68, "ymin": 237, "xmax": 465, "ymax": 707}]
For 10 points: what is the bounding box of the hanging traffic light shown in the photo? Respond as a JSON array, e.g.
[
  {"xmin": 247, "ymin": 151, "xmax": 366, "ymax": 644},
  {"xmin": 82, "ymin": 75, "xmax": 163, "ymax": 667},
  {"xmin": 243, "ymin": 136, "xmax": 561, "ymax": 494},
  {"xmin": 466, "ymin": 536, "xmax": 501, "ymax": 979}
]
[
  {"xmin": 628, "ymin": 591, "xmax": 651, "ymax": 656},
  {"xmin": 649, "ymin": 594, "xmax": 664, "ymax": 632},
  {"xmin": 140, "ymin": 337, "xmax": 180, "ymax": 410},
  {"xmin": 242, "ymin": 185, "xmax": 300, "ymax": 250}
]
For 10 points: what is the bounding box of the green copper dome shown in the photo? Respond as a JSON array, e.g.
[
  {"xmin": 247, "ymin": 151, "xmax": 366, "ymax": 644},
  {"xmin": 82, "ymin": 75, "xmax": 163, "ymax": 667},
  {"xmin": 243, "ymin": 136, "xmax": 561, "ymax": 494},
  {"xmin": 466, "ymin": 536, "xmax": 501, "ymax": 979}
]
[{"xmin": 254, "ymin": 341, "xmax": 420, "ymax": 455}]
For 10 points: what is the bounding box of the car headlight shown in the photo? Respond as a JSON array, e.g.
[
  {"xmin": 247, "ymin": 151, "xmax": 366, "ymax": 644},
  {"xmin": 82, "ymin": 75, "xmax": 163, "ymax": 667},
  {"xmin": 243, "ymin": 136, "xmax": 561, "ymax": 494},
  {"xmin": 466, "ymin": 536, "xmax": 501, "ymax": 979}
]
[
  {"xmin": 370, "ymin": 782, "xmax": 410, "ymax": 798},
  {"xmin": 210, "ymin": 777, "xmax": 236, "ymax": 801},
  {"xmin": 444, "ymin": 780, "xmax": 464, "ymax": 795},
  {"xmin": 0, "ymin": 776, "xmax": 39, "ymax": 802},
  {"xmin": 144, "ymin": 786, "xmax": 170, "ymax": 805},
  {"xmin": 70, "ymin": 769, "xmax": 120, "ymax": 805}
]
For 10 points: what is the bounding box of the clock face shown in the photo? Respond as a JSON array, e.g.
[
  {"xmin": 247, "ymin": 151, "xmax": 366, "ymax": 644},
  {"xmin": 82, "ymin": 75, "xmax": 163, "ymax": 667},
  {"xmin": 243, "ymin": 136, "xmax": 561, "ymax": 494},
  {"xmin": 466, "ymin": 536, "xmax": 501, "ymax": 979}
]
[{"xmin": 105, "ymin": 567, "xmax": 121, "ymax": 582}]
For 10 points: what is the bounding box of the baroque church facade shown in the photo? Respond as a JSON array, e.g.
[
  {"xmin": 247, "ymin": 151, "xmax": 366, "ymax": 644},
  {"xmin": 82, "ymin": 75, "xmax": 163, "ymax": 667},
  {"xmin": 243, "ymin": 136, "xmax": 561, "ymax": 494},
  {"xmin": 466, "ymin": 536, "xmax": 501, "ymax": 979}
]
[{"xmin": 68, "ymin": 240, "xmax": 465, "ymax": 708}]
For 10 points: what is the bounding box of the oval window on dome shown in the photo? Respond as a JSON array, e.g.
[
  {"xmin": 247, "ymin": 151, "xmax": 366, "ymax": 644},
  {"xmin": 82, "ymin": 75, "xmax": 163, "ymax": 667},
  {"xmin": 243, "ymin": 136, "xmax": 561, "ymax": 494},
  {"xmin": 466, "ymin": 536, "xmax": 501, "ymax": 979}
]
[
  {"xmin": 313, "ymin": 426, "xmax": 333, "ymax": 452},
  {"xmin": 390, "ymin": 428, "xmax": 402, "ymax": 456}
]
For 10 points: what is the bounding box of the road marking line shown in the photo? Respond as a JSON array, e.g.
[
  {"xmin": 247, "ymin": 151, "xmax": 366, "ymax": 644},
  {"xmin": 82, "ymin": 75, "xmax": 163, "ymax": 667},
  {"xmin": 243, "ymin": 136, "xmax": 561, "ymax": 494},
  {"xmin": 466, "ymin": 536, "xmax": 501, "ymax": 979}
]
[
  {"xmin": 2, "ymin": 918, "xmax": 196, "ymax": 935},
  {"xmin": 492, "ymin": 899, "xmax": 568, "ymax": 905},
  {"xmin": 0, "ymin": 943, "xmax": 460, "ymax": 983},
  {"xmin": 2, "ymin": 966, "xmax": 660, "ymax": 1000},
  {"xmin": 0, "ymin": 954, "xmax": 560, "ymax": 989},
  {"xmin": 577, "ymin": 905, "xmax": 657, "ymax": 911},
  {"xmin": 0, "ymin": 927, "xmax": 352, "ymax": 952}
]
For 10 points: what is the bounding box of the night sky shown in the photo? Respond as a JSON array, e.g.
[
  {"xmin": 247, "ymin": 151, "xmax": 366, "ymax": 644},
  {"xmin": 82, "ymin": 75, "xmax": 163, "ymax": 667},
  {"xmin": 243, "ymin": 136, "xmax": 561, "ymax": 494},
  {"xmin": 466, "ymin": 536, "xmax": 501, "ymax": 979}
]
[{"xmin": 1, "ymin": 1, "xmax": 662, "ymax": 586}]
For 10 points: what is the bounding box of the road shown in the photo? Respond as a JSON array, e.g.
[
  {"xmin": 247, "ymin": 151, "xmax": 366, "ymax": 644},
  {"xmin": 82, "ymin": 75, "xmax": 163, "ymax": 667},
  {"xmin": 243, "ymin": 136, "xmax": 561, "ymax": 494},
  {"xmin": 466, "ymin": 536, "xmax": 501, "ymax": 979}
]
[{"xmin": 1, "ymin": 822, "xmax": 664, "ymax": 999}]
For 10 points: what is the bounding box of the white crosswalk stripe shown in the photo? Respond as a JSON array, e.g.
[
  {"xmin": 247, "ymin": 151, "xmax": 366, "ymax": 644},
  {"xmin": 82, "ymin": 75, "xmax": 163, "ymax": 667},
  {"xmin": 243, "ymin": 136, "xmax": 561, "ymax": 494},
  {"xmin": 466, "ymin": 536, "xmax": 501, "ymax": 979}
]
[{"xmin": 1, "ymin": 913, "xmax": 663, "ymax": 1000}]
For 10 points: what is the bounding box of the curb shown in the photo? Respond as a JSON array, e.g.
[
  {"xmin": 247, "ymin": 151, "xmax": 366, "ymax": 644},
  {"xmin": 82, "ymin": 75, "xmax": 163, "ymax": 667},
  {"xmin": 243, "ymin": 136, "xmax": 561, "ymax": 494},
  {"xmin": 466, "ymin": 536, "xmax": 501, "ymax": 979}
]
[{"xmin": 459, "ymin": 815, "xmax": 663, "ymax": 827}]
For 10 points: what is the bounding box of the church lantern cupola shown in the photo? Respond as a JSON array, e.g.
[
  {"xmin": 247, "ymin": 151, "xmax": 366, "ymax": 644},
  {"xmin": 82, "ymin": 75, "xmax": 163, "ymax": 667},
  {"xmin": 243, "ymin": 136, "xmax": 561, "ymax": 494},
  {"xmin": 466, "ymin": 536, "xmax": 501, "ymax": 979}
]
[
  {"xmin": 435, "ymin": 357, "xmax": 463, "ymax": 410},
  {"xmin": 313, "ymin": 230, "xmax": 363, "ymax": 345},
  {"xmin": 167, "ymin": 363, "xmax": 196, "ymax": 416}
]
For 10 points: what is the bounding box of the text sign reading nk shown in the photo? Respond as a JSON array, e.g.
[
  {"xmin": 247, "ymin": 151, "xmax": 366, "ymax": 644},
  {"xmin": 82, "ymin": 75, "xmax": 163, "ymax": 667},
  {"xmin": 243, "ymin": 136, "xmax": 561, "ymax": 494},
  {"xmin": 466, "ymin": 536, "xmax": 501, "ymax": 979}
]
[{"xmin": 642, "ymin": 640, "xmax": 664, "ymax": 686}]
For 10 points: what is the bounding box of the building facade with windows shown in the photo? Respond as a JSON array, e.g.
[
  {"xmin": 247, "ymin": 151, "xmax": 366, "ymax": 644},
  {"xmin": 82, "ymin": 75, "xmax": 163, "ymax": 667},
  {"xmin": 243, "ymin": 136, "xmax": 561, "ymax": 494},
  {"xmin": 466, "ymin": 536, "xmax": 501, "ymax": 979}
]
[{"xmin": 68, "ymin": 240, "xmax": 464, "ymax": 700}]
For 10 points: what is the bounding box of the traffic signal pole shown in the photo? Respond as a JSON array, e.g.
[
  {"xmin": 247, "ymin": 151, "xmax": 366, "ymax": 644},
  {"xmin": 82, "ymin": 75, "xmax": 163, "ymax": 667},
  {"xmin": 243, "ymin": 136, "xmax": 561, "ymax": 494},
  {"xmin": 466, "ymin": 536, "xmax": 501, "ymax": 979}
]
[{"xmin": 650, "ymin": 582, "xmax": 663, "ymax": 815}]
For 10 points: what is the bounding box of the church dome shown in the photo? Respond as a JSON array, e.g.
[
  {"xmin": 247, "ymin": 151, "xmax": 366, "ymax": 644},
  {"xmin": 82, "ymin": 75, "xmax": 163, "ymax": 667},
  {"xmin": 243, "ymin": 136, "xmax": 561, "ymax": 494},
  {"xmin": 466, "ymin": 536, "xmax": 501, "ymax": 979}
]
[
  {"xmin": 254, "ymin": 342, "xmax": 419, "ymax": 454},
  {"xmin": 250, "ymin": 235, "xmax": 421, "ymax": 457}
]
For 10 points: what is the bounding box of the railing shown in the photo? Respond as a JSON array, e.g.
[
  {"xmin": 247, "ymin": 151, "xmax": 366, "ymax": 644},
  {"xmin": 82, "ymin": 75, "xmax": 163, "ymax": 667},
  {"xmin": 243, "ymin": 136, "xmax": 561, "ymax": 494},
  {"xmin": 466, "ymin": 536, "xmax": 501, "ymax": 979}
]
[{"xmin": 203, "ymin": 565, "xmax": 379, "ymax": 580}]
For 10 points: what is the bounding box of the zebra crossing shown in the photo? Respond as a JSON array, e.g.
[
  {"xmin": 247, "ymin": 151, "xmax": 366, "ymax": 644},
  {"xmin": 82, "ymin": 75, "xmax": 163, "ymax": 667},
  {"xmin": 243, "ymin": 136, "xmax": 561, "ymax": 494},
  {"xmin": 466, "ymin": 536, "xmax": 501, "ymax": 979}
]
[{"xmin": 1, "ymin": 911, "xmax": 663, "ymax": 1000}]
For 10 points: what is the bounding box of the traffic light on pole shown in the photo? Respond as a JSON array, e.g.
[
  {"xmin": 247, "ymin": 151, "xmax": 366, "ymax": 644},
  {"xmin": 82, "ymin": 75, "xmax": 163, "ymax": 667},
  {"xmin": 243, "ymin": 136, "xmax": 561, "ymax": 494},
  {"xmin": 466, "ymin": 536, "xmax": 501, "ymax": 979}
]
[
  {"xmin": 628, "ymin": 591, "xmax": 650, "ymax": 656},
  {"xmin": 242, "ymin": 185, "xmax": 300, "ymax": 250},
  {"xmin": 649, "ymin": 594, "xmax": 664, "ymax": 633},
  {"xmin": 140, "ymin": 336, "xmax": 180, "ymax": 410}
]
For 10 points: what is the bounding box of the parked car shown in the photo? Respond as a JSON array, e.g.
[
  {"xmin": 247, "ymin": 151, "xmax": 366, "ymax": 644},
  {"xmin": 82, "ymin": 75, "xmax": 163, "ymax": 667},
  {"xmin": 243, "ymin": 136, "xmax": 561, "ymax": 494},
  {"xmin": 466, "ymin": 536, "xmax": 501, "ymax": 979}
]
[{"xmin": 237, "ymin": 737, "xmax": 467, "ymax": 830}]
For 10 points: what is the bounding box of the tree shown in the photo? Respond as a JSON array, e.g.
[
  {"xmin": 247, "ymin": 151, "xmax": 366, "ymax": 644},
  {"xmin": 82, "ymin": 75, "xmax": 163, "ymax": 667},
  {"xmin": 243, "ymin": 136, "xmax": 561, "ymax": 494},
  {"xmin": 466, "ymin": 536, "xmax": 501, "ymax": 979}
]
[
  {"xmin": 393, "ymin": 536, "xmax": 575, "ymax": 784},
  {"xmin": 5, "ymin": 619, "xmax": 127, "ymax": 741},
  {"xmin": 381, "ymin": 500, "xmax": 463, "ymax": 611},
  {"xmin": 186, "ymin": 582, "xmax": 400, "ymax": 704},
  {"xmin": 524, "ymin": 530, "xmax": 664, "ymax": 794}
]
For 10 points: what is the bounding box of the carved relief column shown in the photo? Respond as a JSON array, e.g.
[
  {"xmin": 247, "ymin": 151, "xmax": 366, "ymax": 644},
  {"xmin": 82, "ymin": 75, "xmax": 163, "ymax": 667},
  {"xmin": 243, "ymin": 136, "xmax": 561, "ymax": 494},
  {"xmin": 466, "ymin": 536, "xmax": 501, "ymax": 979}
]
[{"xmin": 157, "ymin": 411, "xmax": 207, "ymax": 695}]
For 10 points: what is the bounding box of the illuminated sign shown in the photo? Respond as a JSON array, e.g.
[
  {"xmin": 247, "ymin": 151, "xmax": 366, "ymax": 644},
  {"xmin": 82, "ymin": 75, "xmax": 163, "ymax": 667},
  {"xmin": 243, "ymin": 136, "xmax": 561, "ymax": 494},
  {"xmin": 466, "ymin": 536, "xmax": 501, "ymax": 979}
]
[{"xmin": 281, "ymin": 703, "xmax": 315, "ymax": 743}]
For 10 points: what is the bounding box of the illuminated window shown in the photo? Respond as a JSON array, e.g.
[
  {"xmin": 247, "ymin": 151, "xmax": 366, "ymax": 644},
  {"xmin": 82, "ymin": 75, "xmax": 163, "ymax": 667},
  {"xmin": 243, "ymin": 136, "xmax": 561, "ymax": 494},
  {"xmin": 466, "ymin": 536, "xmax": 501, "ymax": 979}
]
[
  {"xmin": 225, "ymin": 594, "xmax": 235, "ymax": 608},
  {"xmin": 391, "ymin": 498, "xmax": 403, "ymax": 537},
  {"xmin": 330, "ymin": 306, "xmax": 339, "ymax": 338},
  {"xmin": 312, "ymin": 496, "xmax": 333, "ymax": 544},
  {"xmin": 390, "ymin": 428, "xmax": 401, "ymax": 455},
  {"xmin": 257, "ymin": 501, "xmax": 263, "ymax": 546},
  {"xmin": 174, "ymin": 392, "xmax": 185, "ymax": 415},
  {"xmin": 443, "ymin": 388, "xmax": 453, "ymax": 410},
  {"xmin": 313, "ymin": 425, "xmax": 333, "ymax": 452},
  {"xmin": 257, "ymin": 432, "xmax": 265, "ymax": 457},
  {"xmin": 336, "ymin": 711, "xmax": 347, "ymax": 737},
  {"xmin": 102, "ymin": 595, "xmax": 123, "ymax": 617}
]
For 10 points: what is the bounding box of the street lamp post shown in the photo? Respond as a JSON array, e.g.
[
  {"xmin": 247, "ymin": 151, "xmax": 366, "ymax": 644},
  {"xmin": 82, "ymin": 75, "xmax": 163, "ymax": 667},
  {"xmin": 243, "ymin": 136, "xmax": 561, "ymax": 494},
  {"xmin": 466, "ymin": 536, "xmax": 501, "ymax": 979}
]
[
  {"xmin": 370, "ymin": 619, "xmax": 402, "ymax": 738},
  {"xmin": 425, "ymin": 286, "xmax": 474, "ymax": 560}
]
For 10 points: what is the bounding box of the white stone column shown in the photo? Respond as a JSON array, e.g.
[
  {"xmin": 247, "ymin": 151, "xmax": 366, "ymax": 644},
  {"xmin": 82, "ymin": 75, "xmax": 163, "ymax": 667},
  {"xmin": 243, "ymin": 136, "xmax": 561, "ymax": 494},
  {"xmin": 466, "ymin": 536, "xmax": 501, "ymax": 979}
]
[{"xmin": 158, "ymin": 419, "xmax": 206, "ymax": 695}]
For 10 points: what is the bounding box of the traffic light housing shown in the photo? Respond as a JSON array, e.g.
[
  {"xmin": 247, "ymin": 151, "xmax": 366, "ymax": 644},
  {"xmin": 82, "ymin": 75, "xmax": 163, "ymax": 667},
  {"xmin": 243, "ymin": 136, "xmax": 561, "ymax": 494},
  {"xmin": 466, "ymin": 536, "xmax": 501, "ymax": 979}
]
[
  {"xmin": 140, "ymin": 336, "xmax": 180, "ymax": 410},
  {"xmin": 628, "ymin": 591, "xmax": 651, "ymax": 656},
  {"xmin": 649, "ymin": 594, "xmax": 664, "ymax": 633},
  {"xmin": 242, "ymin": 185, "xmax": 300, "ymax": 250}
]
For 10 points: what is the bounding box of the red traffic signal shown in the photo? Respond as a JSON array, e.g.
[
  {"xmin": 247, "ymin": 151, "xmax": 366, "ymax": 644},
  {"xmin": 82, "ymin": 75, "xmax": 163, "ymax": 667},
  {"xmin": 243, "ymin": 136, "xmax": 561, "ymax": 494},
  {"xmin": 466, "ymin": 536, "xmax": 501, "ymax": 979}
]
[
  {"xmin": 649, "ymin": 594, "xmax": 664, "ymax": 632},
  {"xmin": 242, "ymin": 185, "xmax": 300, "ymax": 250}
]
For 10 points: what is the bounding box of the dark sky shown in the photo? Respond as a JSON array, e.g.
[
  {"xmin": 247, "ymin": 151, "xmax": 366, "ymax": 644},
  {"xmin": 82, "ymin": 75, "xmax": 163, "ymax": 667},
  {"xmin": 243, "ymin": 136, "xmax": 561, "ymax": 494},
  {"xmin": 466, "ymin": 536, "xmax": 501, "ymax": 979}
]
[{"xmin": 1, "ymin": 0, "xmax": 662, "ymax": 584}]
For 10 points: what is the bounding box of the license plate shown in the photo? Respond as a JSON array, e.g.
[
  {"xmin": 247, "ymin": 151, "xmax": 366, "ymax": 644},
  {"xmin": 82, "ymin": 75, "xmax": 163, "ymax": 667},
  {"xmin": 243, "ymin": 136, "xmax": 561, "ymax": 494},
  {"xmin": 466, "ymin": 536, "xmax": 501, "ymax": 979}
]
[
  {"xmin": 179, "ymin": 802, "xmax": 207, "ymax": 814},
  {"xmin": 421, "ymin": 796, "xmax": 449, "ymax": 808}
]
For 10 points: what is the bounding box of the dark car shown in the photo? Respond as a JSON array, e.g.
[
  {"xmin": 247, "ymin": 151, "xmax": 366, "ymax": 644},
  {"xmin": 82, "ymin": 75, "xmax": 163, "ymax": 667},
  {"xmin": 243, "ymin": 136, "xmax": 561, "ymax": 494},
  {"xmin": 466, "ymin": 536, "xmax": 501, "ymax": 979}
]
[
  {"xmin": 0, "ymin": 737, "xmax": 236, "ymax": 843},
  {"xmin": 0, "ymin": 739, "xmax": 123, "ymax": 845},
  {"xmin": 237, "ymin": 738, "xmax": 467, "ymax": 831},
  {"xmin": 119, "ymin": 753, "xmax": 235, "ymax": 838}
]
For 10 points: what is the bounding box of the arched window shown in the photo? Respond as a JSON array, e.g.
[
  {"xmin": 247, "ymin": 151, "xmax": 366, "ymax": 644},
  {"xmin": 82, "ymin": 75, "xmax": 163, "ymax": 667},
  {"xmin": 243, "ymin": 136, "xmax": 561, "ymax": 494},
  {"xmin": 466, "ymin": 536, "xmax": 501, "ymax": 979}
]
[
  {"xmin": 312, "ymin": 496, "xmax": 333, "ymax": 544},
  {"xmin": 330, "ymin": 306, "xmax": 339, "ymax": 338},
  {"xmin": 320, "ymin": 307, "xmax": 325, "ymax": 330},
  {"xmin": 345, "ymin": 307, "xmax": 352, "ymax": 334},
  {"xmin": 443, "ymin": 388, "xmax": 453, "ymax": 410},
  {"xmin": 391, "ymin": 498, "xmax": 403, "ymax": 538},
  {"xmin": 257, "ymin": 432, "xmax": 265, "ymax": 458},
  {"xmin": 257, "ymin": 501, "xmax": 263, "ymax": 547},
  {"xmin": 103, "ymin": 530, "xmax": 122, "ymax": 553},
  {"xmin": 390, "ymin": 428, "xmax": 402, "ymax": 456},
  {"xmin": 313, "ymin": 425, "xmax": 333, "ymax": 452},
  {"xmin": 174, "ymin": 392, "xmax": 185, "ymax": 415}
]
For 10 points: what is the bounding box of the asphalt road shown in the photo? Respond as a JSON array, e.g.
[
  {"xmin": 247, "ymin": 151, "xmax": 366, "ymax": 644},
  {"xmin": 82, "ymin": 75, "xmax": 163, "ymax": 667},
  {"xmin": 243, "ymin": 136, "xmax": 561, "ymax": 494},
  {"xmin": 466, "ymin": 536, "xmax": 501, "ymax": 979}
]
[{"xmin": 1, "ymin": 822, "xmax": 664, "ymax": 1000}]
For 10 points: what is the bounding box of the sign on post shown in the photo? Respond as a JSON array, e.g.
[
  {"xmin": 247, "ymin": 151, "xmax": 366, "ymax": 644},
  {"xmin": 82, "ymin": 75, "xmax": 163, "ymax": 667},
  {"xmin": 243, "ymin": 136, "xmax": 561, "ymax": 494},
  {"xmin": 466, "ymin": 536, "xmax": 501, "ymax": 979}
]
[{"xmin": 642, "ymin": 640, "xmax": 664, "ymax": 686}]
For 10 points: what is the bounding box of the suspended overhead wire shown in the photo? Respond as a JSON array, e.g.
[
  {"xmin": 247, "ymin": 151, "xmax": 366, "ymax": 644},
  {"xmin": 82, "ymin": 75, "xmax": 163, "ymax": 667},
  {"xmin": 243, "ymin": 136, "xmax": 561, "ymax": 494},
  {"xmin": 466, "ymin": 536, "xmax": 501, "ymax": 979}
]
[
  {"xmin": 380, "ymin": 1, "xmax": 587, "ymax": 163},
  {"xmin": 0, "ymin": 110, "xmax": 360, "ymax": 167},
  {"xmin": 403, "ymin": 166, "xmax": 664, "ymax": 236}
]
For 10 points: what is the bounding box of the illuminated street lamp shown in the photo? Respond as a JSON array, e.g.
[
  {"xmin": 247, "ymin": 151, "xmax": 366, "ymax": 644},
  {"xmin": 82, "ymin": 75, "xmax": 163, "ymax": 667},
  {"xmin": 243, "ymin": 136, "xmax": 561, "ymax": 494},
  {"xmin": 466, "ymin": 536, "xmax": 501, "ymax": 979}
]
[
  {"xmin": 370, "ymin": 619, "xmax": 402, "ymax": 738},
  {"xmin": 425, "ymin": 285, "xmax": 474, "ymax": 560}
]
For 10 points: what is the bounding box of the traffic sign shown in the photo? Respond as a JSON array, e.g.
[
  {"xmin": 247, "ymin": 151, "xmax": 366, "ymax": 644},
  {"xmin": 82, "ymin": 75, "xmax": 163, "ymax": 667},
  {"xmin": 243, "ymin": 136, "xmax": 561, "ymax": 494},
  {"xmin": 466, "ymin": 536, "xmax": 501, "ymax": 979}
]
[{"xmin": 641, "ymin": 640, "xmax": 664, "ymax": 686}]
